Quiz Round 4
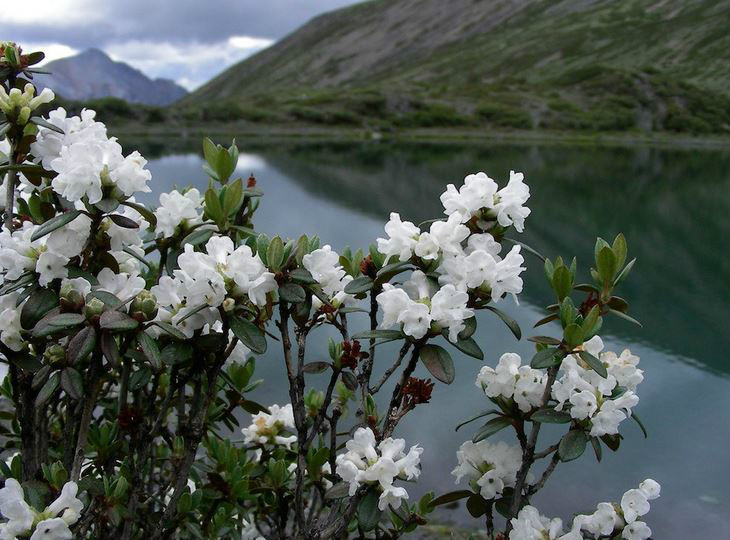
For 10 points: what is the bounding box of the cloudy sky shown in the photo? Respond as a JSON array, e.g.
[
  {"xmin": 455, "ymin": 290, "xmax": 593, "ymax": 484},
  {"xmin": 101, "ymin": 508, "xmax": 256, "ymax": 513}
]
[{"xmin": 2, "ymin": 0, "xmax": 360, "ymax": 90}]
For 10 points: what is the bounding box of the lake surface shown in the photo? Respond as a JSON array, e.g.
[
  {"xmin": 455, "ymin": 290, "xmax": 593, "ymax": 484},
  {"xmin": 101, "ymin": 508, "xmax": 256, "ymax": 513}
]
[{"xmin": 124, "ymin": 136, "xmax": 730, "ymax": 540}]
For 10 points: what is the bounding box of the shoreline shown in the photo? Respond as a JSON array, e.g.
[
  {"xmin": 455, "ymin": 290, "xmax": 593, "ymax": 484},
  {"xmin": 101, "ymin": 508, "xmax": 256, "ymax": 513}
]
[{"xmin": 111, "ymin": 123, "xmax": 730, "ymax": 150}]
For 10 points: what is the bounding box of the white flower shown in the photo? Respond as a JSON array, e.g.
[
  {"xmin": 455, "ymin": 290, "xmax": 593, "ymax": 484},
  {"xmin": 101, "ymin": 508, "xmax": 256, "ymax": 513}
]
[
  {"xmin": 476, "ymin": 352, "xmax": 520, "ymax": 399},
  {"xmin": 376, "ymin": 213, "xmax": 419, "ymax": 263},
  {"xmin": 335, "ymin": 428, "xmax": 421, "ymax": 511},
  {"xmin": 36, "ymin": 251, "xmax": 69, "ymax": 286},
  {"xmin": 639, "ymin": 479, "xmax": 660, "ymax": 500},
  {"xmin": 242, "ymin": 404, "xmax": 297, "ymax": 448},
  {"xmin": 109, "ymin": 150, "xmax": 151, "ymax": 197},
  {"xmin": 45, "ymin": 214, "xmax": 91, "ymax": 258},
  {"xmin": 509, "ymin": 506, "xmax": 563, "ymax": 540},
  {"xmin": 30, "ymin": 518, "xmax": 72, "ymax": 540},
  {"xmin": 476, "ymin": 353, "xmax": 545, "ymax": 412},
  {"xmin": 430, "ymin": 284, "xmax": 473, "ymax": 342},
  {"xmin": 620, "ymin": 488, "xmax": 650, "ymax": 523},
  {"xmin": 0, "ymin": 293, "xmax": 25, "ymax": 351},
  {"xmin": 376, "ymin": 285, "xmax": 430, "ymax": 339},
  {"xmin": 440, "ymin": 172, "xmax": 498, "ymax": 222},
  {"xmin": 31, "ymin": 108, "xmax": 107, "ymax": 170},
  {"xmin": 44, "ymin": 482, "xmax": 83, "ymax": 526},
  {"xmin": 494, "ymin": 170, "xmax": 531, "ymax": 232},
  {"xmin": 451, "ymin": 440, "xmax": 521, "ymax": 500},
  {"xmin": 103, "ymin": 201, "xmax": 147, "ymax": 251},
  {"xmin": 582, "ymin": 502, "xmax": 618, "ymax": 536},
  {"xmin": 623, "ymin": 521, "xmax": 651, "ymax": 540},
  {"xmin": 418, "ymin": 213, "xmax": 470, "ymax": 258},
  {"xmin": 154, "ymin": 189, "xmax": 204, "ymax": 238},
  {"xmin": 302, "ymin": 245, "xmax": 354, "ymax": 306},
  {"xmin": 0, "ymin": 479, "xmax": 34, "ymax": 537},
  {"xmin": 96, "ymin": 268, "xmax": 145, "ymax": 301}
]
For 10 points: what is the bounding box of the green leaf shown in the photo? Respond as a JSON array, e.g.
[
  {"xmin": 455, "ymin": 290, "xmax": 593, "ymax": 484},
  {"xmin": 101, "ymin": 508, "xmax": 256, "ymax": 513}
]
[
  {"xmin": 150, "ymin": 321, "xmax": 187, "ymax": 340},
  {"xmin": 612, "ymin": 233, "xmax": 627, "ymax": 271},
  {"xmin": 563, "ymin": 323, "xmax": 584, "ymax": 348},
  {"xmin": 30, "ymin": 211, "xmax": 82, "ymax": 242},
  {"xmin": 176, "ymin": 303, "xmax": 208, "ymax": 324},
  {"xmin": 60, "ymin": 367, "xmax": 84, "ymax": 400},
  {"xmin": 181, "ymin": 228, "xmax": 214, "ymax": 246},
  {"xmin": 302, "ymin": 362, "xmax": 330, "ymax": 374},
  {"xmin": 100, "ymin": 333, "xmax": 120, "ymax": 366},
  {"xmin": 120, "ymin": 201, "xmax": 157, "ymax": 229},
  {"xmin": 631, "ymin": 412, "xmax": 648, "ymax": 438},
  {"xmin": 204, "ymin": 187, "xmax": 224, "ymax": 226},
  {"xmin": 374, "ymin": 261, "xmax": 411, "ymax": 285},
  {"xmin": 613, "ymin": 258, "xmax": 636, "ymax": 287},
  {"xmin": 107, "ymin": 214, "xmax": 139, "ymax": 229},
  {"xmin": 137, "ymin": 331, "xmax": 161, "ymax": 370},
  {"xmin": 578, "ymin": 350, "xmax": 607, "ymax": 378},
  {"xmin": 267, "ymin": 236, "xmax": 284, "ymax": 271},
  {"xmin": 32, "ymin": 313, "xmax": 85, "ymax": 338},
  {"xmin": 527, "ymin": 335, "xmax": 561, "ymax": 345},
  {"xmin": 596, "ymin": 246, "xmax": 617, "ymax": 285},
  {"xmin": 67, "ymin": 326, "xmax": 97, "ymax": 364},
  {"xmin": 580, "ymin": 305, "xmax": 600, "ymax": 338},
  {"xmin": 608, "ymin": 308, "xmax": 642, "ymax": 327},
  {"xmin": 591, "ymin": 437, "xmax": 602, "ymax": 462},
  {"xmin": 351, "ymin": 329, "xmax": 404, "ymax": 341},
  {"xmin": 559, "ymin": 430, "xmax": 588, "ymax": 462},
  {"xmin": 419, "ymin": 344, "xmax": 455, "ymax": 384},
  {"xmin": 358, "ymin": 491, "xmax": 381, "ymax": 531},
  {"xmin": 472, "ymin": 416, "xmax": 512, "ymax": 443},
  {"xmin": 279, "ymin": 282, "xmax": 306, "ymax": 303},
  {"xmin": 289, "ymin": 268, "xmax": 317, "ymax": 284},
  {"xmin": 447, "ymin": 335, "xmax": 483, "ymax": 360},
  {"xmin": 6, "ymin": 351, "xmax": 42, "ymax": 372},
  {"xmin": 223, "ymin": 178, "xmax": 244, "ymax": 216},
  {"xmin": 530, "ymin": 347, "xmax": 561, "ymax": 369},
  {"xmin": 324, "ymin": 482, "xmax": 350, "ymax": 500},
  {"xmin": 551, "ymin": 265, "xmax": 572, "ymax": 301},
  {"xmin": 534, "ymin": 313, "xmax": 559, "ymax": 328},
  {"xmin": 455, "ymin": 409, "xmax": 499, "ymax": 432},
  {"xmin": 530, "ymin": 408, "xmax": 571, "ymax": 424},
  {"xmin": 344, "ymin": 276, "xmax": 373, "ymax": 294},
  {"xmin": 99, "ymin": 311, "xmax": 139, "ymax": 332},
  {"xmin": 466, "ymin": 494, "xmax": 488, "ymax": 518},
  {"xmin": 429, "ymin": 490, "xmax": 473, "ymax": 507},
  {"xmin": 484, "ymin": 306, "xmax": 521, "ymax": 340},
  {"xmin": 229, "ymin": 316, "xmax": 267, "ymax": 354},
  {"xmin": 35, "ymin": 371, "xmax": 60, "ymax": 407},
  {"xmin": 87, "ymin": 290, "xmax": 122, "ymax": 309},
  {"xmin": 458, "ymin": 316, "xmax": 477, "ymax": 340},
  {"xmin": 28, "ymin": 116, "xmax": 63, "ymax": 133},
  {"xmin": 160, "ymin": 342, "xmax": 193, "ymax": 366},
  {"xmin": 20, "ymin": 288, "xmax": 58, "ymax": 330}
]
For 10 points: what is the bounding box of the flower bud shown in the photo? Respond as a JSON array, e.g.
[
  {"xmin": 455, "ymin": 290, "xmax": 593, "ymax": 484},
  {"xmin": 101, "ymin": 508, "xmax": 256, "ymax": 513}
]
[
  {"xmin": 83, "ymin": 297, "xmax": 106, "ymax": 320},
  {"xmin": 44, "ymin": 344, "xmax": 66, "ymax": 365},
  {"xmin": 130, "ymin": 290, "xmax": 158, "ymax": 322},
  {"xmin": 60, "ymin": 282, "xmax": 85, "ymax": 312},
  {"xmin": 222, "ymin": 297, "xmax": 236, "ymax": 312}
]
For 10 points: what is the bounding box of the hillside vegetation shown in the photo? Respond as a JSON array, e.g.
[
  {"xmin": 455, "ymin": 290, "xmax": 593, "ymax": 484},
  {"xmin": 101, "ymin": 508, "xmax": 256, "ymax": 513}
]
[{"xmin": 180, "ymin": 0, "xmax": 729, "ymax": 135}]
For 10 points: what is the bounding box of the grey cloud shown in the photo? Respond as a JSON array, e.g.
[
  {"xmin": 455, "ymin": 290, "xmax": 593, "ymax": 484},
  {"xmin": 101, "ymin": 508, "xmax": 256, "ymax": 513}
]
[{"xmin": 4, "ymin": 0, "xmax": 361, "ymax": 49}]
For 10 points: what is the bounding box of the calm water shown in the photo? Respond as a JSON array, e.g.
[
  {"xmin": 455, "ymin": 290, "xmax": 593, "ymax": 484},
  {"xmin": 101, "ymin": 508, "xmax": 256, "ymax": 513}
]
[{"xmin": 125, "ymin": 137, "xmax": 730, "ymax": 540}]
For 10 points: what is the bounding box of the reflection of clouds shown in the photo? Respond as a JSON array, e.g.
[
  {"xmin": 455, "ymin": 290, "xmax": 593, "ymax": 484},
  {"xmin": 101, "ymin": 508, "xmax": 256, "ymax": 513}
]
[{"xmin": 236, "ymin": 154, "xmax": 267, "ymax": 172}]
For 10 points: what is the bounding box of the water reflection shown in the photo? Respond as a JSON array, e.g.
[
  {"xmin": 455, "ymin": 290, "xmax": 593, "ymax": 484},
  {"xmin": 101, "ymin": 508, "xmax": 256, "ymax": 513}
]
[{"xmin": 122, "ymin": 136, "xmax": 729, "ymax": 539}]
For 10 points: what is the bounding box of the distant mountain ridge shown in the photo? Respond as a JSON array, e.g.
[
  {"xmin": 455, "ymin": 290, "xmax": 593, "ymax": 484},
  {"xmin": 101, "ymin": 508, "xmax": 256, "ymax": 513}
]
[
  {"xmin": 185, "ymin": 0, "xmax": 729, "ymax": 135},
  {"xmin": 37, "ymin": 49, "xmax": 187, "ymax": 106}
]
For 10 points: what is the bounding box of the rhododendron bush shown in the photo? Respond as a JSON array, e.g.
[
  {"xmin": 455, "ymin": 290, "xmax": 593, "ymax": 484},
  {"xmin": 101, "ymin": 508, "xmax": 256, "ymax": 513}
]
[{"xmin": 0, "ymin": 43, "xmax": 660, "ymax": 540}]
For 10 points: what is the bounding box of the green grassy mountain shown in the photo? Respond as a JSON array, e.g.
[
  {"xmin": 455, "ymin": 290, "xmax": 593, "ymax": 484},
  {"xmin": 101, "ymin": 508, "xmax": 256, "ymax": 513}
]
[{"xmin": 183, "ymin": 0, "xmax": 729, "ymax": 135}]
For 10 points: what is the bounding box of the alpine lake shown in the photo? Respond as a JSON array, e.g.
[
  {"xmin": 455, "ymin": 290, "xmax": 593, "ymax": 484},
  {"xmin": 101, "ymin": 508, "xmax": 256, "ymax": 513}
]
[{"xmin": 120, "ymin": 135, "xmax": 730, "ymax": 540}]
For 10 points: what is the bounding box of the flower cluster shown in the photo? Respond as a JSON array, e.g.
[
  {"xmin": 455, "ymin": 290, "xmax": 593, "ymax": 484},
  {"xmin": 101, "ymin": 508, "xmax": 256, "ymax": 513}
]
[
  {"xmin": 302, "ymin": 245, "xmax": 354, "ymax": 307},
  {"xmin": 335, "ymin": 427, "xmax": 422, "ymax": 510},
  {"xmin": 476, "ymin": 337, "xmax": 642, "ymax": 436},
  {"xmin": 374, "ymin": 171, "xmax": 528, "ymax": 343},
  {"xmin": 154, "ymin": 188, "xmax": 204, "ymax": 238},
  {"xmin": 476, "ymin": 352, "xmax": 546, "ymax": 413},
  {"xmin": 451, "ymin": 440, "xmax": 521, "ymax": 499},
  {"xmin": 0, "ymin": 480, "xmax": 83, "ymax": 540},
  {"xmin": 552, "ymin": 337, "xmax": 642, "ymax": 436},
  {"xmin": 151, "ymin": 236, "xmax": 276, "ymax": 336},
  {"xmin": 241, "ymin": 404, "xmax": 297, "ymax": 448},
  {"xmin": 509, "ymin": 479, "xmax": 660, "ymax": 540},
  {"xmin": 377, "ymin": 270, "xmax": 473, "ymax": 342},
  {"xmin": 0, "ymin": 83, "xmax": 54, "ymax": 126}
]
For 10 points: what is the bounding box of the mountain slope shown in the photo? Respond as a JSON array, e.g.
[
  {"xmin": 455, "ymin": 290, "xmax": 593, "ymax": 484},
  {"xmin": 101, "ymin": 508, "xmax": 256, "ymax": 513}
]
[
  {"xmin": 38, "ymin": 49, "xmax": 187, "ymax": 106},
  {"xmin": 186, "ymin": 0, "xmax": 729, "ymax": 134}
]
